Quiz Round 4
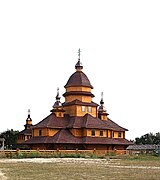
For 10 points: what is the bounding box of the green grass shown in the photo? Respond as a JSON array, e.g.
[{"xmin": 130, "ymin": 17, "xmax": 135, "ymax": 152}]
[{"xmin": 0, "ymin": 156, "xmax": 160, "ymax": 180}]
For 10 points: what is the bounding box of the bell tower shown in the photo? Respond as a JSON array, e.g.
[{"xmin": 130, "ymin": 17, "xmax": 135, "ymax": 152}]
[{"xmin": 63, "ymin": 49, "xmax": 98, "ymax": 117}]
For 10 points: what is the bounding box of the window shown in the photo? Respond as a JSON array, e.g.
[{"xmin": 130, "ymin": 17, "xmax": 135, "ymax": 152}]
[
  {"xmin": 118, "ymin": 132, "xmax": 122, "ymax": 138},
  {"xmin": 39, "ymin": 130, "xmax": 42, "ymax": 136},
  {"xmin": 100, "ymin": 130, "xmax": 103, "ymax": 136},
  {"xmin": 82, "ymin": 106, "xmax": 85, "ymax": 112},
  {"xmin": 88, "ymin": 106, "xmax": 92, "ymax": 113},
  {"xmin": 91, "ymin": 130, "xmax": 95, "ymax": 136}
]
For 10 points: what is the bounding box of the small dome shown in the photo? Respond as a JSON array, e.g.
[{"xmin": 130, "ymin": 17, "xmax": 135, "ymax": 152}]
[
  {"xmin": 64, "ymin": 71, "xmax": 93, "ymax": 88},
  {"xmin": 75, "ymin": 60, "xmax": 83, "ymax": 69}
]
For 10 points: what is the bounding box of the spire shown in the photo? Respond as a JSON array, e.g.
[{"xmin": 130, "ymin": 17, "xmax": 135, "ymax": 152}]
[
  {"xmin": 52, "ymin": 88, "xmax": 62, "ymax": 108},
  {"xmin": 78, "ymin": 48, "xmax": 81, "ymax": 60},
  {"xmin": 51, "ymin": 88, "xmax": 65, "ymax": 117},
  {"xmin": 99, "ymin": 92, "xmax": 106, "ymax": 112},
  {"xmin": 100, "ymin": 92, "xmax": 104, "ymax": 105},
  {"xmin": 98, "ymin": 92, "xmax": 109, "ymax": 120},
  {"xmin": 28, "ymin": 109, "xmax": 31, "ymax": 119},
  {"xmin": 75, "ymin": 48, "xmax": 83, "ymax": 71},
  {"xmin": 56, "ymin": 87, "xmax": 60, "ymax": 101}
]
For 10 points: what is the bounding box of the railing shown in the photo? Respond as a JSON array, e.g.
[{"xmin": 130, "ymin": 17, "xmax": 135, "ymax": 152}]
[{"xmin": 0, "ymin": 149, "xmax": 129, "ymax": 158}]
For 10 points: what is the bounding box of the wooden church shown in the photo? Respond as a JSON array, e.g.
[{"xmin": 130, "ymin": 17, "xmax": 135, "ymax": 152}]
[{"xmin": 17, "ymin": 50, "xmax": 131, "ymax": 150}]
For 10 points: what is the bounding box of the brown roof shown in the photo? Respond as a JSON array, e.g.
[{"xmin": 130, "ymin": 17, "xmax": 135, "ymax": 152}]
[
  {"xmin": 104, "ymin": 118, "xmax": 128, "ymax": 131},
  {"xmin": 83, "ymin": 136, "xmax": 132, "ymax": 145},
  {"xmin": 33, "ymin": 112, "xmax": 126, "ymax": 131},
  {"xmin": 25, "ymin": 129, "xmax": 82, "ymax": 144},
  {"xmin": 33, "ymin": 113, "xmax": 69, "ymax": 129},
  {"xmin": 64, "ymin": 71, "xmax": 93, "ymax": 89},
  {"xmin": 67, "ymin": 114, "xmax": 127, "ymax": 131},
  {"xmin": 63, "ymin": 99, "xmax": 98, "ymax": 107},
  {"xmin": 19, "ymin": 128, "xmax": 32, "ymax": 135},
  {"xmin": 67, "ymin": 114, "xmax": 108, "ymax": 129},
  {"xmin": 25, "ymin": 129, "xmax": 132, "ymax": 145},
  {"xmin": 63, "ymin": 91, "xmax": 95, "ymax": 97}
]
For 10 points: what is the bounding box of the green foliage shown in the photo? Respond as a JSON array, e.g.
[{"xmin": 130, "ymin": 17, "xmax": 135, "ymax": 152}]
[
  {"xmin": 135, "ymin": 132, "xmax": 160, "ymax": 145},
  {"xmin": 1, "ymin": 151, "xmax": 108, "ymax": 159},
  {"xmin": 0, "ymin": 129, "xmax": 19, "ymax": 149}
]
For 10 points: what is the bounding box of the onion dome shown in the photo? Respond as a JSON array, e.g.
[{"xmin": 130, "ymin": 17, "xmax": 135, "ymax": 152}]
[
  {"xmin": 64, "ymin": 71, "xmax": 93, "ymax": 88},
  {"xmin": 65, "ymin": 49, "xmax": 93, "ymax": 88}
]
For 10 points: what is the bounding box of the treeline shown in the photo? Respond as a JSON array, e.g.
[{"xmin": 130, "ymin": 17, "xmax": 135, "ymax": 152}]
[
  {"xmin": 135, "ymin": 132, "xmax": 160, "ymax": 145},
  {"xmin": 0, "ymin": 129, "xmax": 19, "ymax": 149}
]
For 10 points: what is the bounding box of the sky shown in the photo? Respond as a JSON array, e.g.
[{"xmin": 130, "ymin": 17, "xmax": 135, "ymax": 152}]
[{"xmin": 0, "ymin": 0, "xmax": 160, "ymax": 140}]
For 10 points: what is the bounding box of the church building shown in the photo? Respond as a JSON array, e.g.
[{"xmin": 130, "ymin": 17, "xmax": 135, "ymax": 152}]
[{"xmin": 17, "ymin": 50, "xmax": 131, "ymax": 150}]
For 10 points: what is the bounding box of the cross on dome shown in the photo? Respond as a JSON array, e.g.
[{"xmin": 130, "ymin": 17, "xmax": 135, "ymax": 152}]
[
  {"xmin": 75, "ymin": 48, "xmax": 83, "ymax": 70},
  {"xmin": 78, "ymin": 48, "xmax": 81, "ymax": 60}
]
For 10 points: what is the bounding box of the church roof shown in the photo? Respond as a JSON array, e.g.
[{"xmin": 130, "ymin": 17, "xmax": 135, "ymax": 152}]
[
  {"xmin": 64, "ymin": 71, "xmax": 93, "ymax": 89},
  {"xmin": 33, "ymin": 113, "xmax": 69, "ymax": 129},
  {"xmin": 63, "ymin": 91, "xmax": 94, "ymax": 97},
  {"xmin": 33, "ymin": 113, "xmax": 127, "ymax": 131},
  {"xmin": 19, "ymin": 128, "xmax": 32, "ymax": 135},
  {"xmin": 83, "ymin": 136, "xmax": 132, "ymax": 145},
  {"xmin": 104, "ymin": 118, "xmax": 128, "ymax": 131},
  {"xmin": 67, "ymin": 114, "xmax": 127, "ymax": 131},
  {"xmin": 63, "ymin": 99, "xmax": 98, "ymax": 107},
  {"xmin": 25, "ymin": 129, "xmax": 132, "ymax": 145},
  {"xmin": 25, "ymin": 129, "xmax": 82, "ymax": 144}
]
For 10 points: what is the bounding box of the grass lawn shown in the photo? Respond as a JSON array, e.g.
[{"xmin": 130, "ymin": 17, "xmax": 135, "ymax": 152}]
[{"xmin": 0, "ymin": 156, "xmax": 160, "ymax": 180}]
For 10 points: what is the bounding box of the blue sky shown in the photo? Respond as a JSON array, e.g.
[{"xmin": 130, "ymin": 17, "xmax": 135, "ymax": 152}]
[{"xmin": 0, "ymin": 0, "xmax": 160, "ymax": 140}]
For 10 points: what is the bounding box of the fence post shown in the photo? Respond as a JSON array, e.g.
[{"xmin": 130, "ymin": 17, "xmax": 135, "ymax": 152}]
[
  {"xmin": 16, "ymin": 148, "xmax": 20, "ymax": 157},
  {"xmin": 93, "ymin": 148, "xmax": 96, "ymax": 154},
  {"xmin": 76, "ymin": 148, "xmax": 78, "ymax": 154}
]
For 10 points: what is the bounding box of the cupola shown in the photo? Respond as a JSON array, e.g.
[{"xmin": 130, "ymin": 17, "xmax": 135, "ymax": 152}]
[
  {"xmin": 51, "ymin": 88, "xmax": 65, "ymax": 117},
  {"xmin": 24, "ymin": 109, "xmax": 33, "ymax": 129},
  {"xmin": 64, "ymin": 49, "xmax": 93, "ymax": 89},
  {"xmin": 63, "ymin": 49, "xmax": 98, "ymax": 117},
  {"xmin": 98, "ymin": 92, "xmax": 109, "ymax": 120}
]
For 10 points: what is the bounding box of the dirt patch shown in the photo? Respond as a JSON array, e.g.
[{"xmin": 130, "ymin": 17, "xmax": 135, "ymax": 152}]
[
  {"xmin": 0, "ymin": 158, "xmax": 109, "ymax": 164},
  {"xmin": 0, "ymin": 158, "xmax": 160, "ymax": 180},
  {"xmin": 0, "ymin": 158, "xmax": 160, "ymax": 170},
  {"xmin": 0, "ymin": 170, "xmax": 7, "ymax": 180}
]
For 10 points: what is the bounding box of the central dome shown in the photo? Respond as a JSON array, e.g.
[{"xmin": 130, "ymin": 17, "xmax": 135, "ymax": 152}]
[{"xmin": 64, "ymin": 71, "xmax": 93, "ymax": 89}]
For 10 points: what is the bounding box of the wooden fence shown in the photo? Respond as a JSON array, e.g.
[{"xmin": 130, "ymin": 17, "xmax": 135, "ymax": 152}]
[{"xmin": 0, "ymin": 149, "xmax": 129, "ymax": 158}]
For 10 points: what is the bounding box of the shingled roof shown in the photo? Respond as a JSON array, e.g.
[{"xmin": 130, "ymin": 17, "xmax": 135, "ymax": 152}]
[
  {"xmin": 67, "ymin": 114, "xmax": 127, "ymax": 131},
  {"xmin": 32, "ymin": 112, "xmax": 127, "ymax": 132},
  {"xmin": 63, "ymin": 99, "xmax": 98, "ymax": 107},
  {"xmin": 25, "ymin": 129, "xmax": 132, "ymax": 145},
  {"xmin": 83, "ymin": 136, "xmax": 132, "ymax": 145},
  {"xmin": 25, "ymin": 129, "xmax": 82, "ymax": 144},
  {"xmin": 64, "ymin": 71, "xmax": 93, "ymax": 88},
  {"xmin": 18, "ymin": 128, "xmax": 32, "ymax": 135},
  {"xmin": 33, "ymin": 113, "xmax": 69, "ymax": 129}
]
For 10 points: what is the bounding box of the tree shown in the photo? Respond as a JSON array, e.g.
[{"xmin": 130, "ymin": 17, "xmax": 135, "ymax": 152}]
[
  {"xmin": 0, "ymin": 129, "xmax": 19, "ymax": 149},
  {"xmin": 135, "ymin": 132, "xmax": 160, "ymax": 145}
]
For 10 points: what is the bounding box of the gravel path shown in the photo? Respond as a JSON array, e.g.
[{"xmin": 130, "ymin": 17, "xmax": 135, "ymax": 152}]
[{"xmin": 0, "ymin": 158, "xmax": 160, "ymax": 170}]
